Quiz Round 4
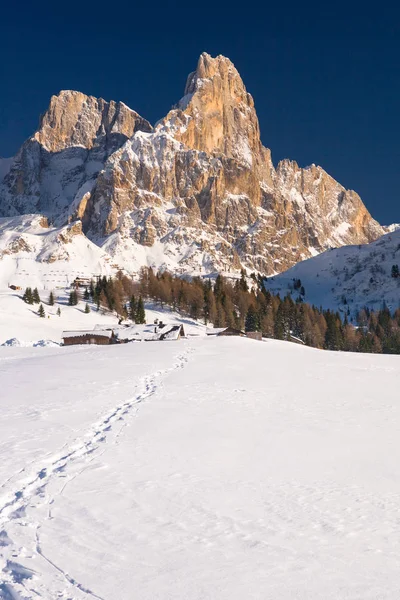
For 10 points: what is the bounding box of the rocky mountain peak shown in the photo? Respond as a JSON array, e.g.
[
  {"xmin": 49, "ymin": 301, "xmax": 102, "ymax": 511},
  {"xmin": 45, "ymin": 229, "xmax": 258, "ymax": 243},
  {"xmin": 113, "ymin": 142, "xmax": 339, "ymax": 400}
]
[
  {"xmin": 34, "ymin": 90, "xmax": 152, "ymax": 153},
  {"xmin": 0, "ymin": 53, "xmax": 388, "ymax": 277},
  {"xmin": 0, "ymin": 90, "xmax": 152, "ymax": 218},
  {"xmin": 160, "ymin": 53, "xmax": 263, "ymax": 167}
]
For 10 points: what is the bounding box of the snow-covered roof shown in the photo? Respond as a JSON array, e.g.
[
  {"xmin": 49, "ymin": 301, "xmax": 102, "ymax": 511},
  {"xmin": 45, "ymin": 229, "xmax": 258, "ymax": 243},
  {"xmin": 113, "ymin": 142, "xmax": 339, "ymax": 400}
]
[
  {"xmin": 206, "ymin": 327, "xmax": 228, "ymax": 335},
  {"xmin": 160, "ymin": 326, "xmax": 183, "ymax": 341},
  {"xmin": 93, "ymin": 323, "xmax": 126, "ymax": 331},
  {"xmin": 62, "ymin": 330, "xmax": 113, "ymax": 339},
  {"xmin": 116, "ymin": 323, "xmax": 184, "ymax": 342},
  {"xmin": 116, "ymin": 324, "xmax": 159, "ymax": 342}
]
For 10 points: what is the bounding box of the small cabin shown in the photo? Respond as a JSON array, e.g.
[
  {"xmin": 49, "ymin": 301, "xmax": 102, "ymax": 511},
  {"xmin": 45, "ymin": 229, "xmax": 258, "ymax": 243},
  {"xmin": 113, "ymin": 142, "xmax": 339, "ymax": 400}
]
[
  {"xmin": 159, "ymin": 324, "xmax": 185, "ymax": 341},
  {"xmin": 72, "ymin": 277, "xmax": 92, "ymax": 289},
  {"xmin": 116, "ymin": 323, "xmax": 186, "ymax": 343},
  {"xmin": 62, "ymin": 330, "xmax": 114, "ymax": 346},
  {"xmin": 206, "ymin": 327, "xmax": 245, "ymax": 337}
]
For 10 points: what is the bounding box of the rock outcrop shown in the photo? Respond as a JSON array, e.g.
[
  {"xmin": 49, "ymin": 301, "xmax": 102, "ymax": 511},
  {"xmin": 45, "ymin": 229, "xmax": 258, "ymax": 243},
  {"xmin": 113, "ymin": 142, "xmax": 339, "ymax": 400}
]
[
  {"xmin": 0, "ymin": 91, "xmax": 152, "ymax": 218},
  {"xmin": 0, "ymin": 53, "xmax": 385, "ymax": 276}
]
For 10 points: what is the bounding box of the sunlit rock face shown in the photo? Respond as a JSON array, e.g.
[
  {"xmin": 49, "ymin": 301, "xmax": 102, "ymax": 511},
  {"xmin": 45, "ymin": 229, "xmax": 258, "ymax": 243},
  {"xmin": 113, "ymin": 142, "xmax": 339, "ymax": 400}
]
[{"xmin": 0, "ymin": 54, "xmax": 384, "ymax": 275}]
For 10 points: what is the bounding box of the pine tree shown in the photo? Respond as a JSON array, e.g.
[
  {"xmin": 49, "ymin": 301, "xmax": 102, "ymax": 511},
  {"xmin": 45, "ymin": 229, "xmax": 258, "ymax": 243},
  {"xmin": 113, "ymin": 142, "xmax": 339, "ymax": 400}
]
[
  {"xmin": 129, "ymin": 295, "xmax": 136, "ymax": 321},
  {"xmin": 38, "ymin": 303, "xmax": 45, "ymax": 318},
  {"xmin": 57, "ymin": 307, "xmax": 61, "ymax": 317},
  {"xmin": 33, "ymin": 288, "xmax": 40, "ymax": 304},
  {"xmin": 135, "ymin": 296, "xmax": 146, "ymax": 324},
  {"xmin": 239, "ymin": 269, "xmax": 249, "ymax": 292},
  {"xmin": 83, "ymin": 287, "xmax": 90, "ymax": 301},
  {"xmin": 23, "ymin": 287, "xmax": 34, "ymax": 304},
  {"xmin": 203, "ymin": 287, "xmax": 217, "ymax": 325},
  {"xmin": 245, "ymin": 305, "xmax": 259, "ymax": 332},
  {"xmin": 214, "ymin": 301, "xmax": 227, "ymax": 328},
  {"xmin": 274, "ymin": 303, "xmax": 287, "ymax": 340},
  {"xmin": 48, "ymin": 291, "xmax": 55, "ymax": 306},
  {"xmin": 84, "ymin": 303, "xmax": 90, "ymax": 314},
  {"xmin": 324, "ymin": 311, "xmax": 344, "ymax": 350},
  {"xmin": 99, "ymin": 290, "xmax": 107, "ymax": 311},
  {"xmin": 68, "ymin": 290, "xmax": 78, "ymax": 306}
]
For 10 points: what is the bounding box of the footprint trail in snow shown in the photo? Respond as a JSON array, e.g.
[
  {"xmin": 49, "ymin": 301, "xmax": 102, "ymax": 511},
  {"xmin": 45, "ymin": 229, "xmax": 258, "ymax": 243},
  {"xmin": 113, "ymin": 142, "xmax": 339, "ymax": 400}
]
[{"xmin": 0, "ymin": 348, "xmax": 191, "ymax": 600}]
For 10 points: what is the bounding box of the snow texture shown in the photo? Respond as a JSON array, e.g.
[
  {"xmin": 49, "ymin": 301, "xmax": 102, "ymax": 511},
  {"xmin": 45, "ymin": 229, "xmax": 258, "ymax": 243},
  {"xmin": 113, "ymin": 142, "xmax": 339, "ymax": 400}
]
[
  {"xmin": 0, "ymin": 335, "xmax": 399, "ymax": 599},
  {"xmin": 0, "ymin": 215, "xmax": 116, "ymax": 290}
]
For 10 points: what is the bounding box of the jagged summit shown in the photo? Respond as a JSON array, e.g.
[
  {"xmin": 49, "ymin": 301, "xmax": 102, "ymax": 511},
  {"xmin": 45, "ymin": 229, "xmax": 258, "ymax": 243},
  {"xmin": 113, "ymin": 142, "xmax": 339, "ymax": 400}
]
[
  {"xmin": 0, "ymin": 53, "xmax": 387, "ymax": 277},
  {"xmin": 35, "ymin": 90, "xmax": 152, "ymax": 153},
  {"xmin": 165, "ymin": 52, "xmax": 263, "ymax": 167},
  {"xmin": 0, "ymin": 89, "xmax": 152, "ymax": 218}
]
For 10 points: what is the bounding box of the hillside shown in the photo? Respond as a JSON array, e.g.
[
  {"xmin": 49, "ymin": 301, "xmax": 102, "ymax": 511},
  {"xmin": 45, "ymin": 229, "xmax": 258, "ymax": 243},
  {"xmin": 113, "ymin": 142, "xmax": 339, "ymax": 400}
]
[
  {"xmin": 0, "ymin": 337, "xmax": 399, "ymax": 599},
  {"xmin": 0, "ymin": 215, "xmax": 118, "ymax": 290},
  {"xmin": 264, "ymin": 228, "xmax": 400, "ymax": 318},
  {"xmin": 0, "ymin": 287, "xmax": 206, "ymax": 345},
  {"xmin": 0, "ymin": 53, "xmax": 386, "ymax": 279}
]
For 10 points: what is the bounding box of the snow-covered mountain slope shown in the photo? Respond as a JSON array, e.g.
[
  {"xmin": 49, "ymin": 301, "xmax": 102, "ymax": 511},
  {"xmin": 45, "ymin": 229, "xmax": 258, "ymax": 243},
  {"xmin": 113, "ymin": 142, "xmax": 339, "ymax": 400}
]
[
  {"xmin": 0, "ymin": 53, "xmax": 386, "ymax": 277},
  {"xmin": 0, "ymin": 289, "xmax": 119, "ymax": 345},
  {"xmin": 0, "ymin": 214, "xmax": 118, "ymax": 289},
  {"xmin": 0, "ymin": 338, "xmax": 399, "ymax": 599},
  {"xmin": 264, "ymin": 228, "xmax": 400, "ymax": 317}
]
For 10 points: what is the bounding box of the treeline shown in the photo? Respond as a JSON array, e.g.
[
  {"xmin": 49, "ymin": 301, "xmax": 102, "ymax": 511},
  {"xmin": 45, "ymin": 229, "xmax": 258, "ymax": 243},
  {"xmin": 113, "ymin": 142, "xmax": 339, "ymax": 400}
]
[
  {"xmin": 134, "ymin": 267, "xmax": 400, "ymax": 354},
  {"xmin": 33, "ymin": 268, "xmax": 398, "ymax": 354},
  {"xmin": 80, "ymin": 274, "xmax": 146, "ymax": 324},
  {"xmin": 355, "ymin": 307, "xmax": 400, "ymax": 353}
]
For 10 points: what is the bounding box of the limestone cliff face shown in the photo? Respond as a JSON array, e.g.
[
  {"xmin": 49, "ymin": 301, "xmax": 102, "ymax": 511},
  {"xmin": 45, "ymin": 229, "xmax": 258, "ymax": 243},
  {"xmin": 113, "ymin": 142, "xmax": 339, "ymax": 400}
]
[
  {"xmin": 34, "ymin": 90, "xmax": 150, "ymax": 153},
  {"xmin": 0, "ymin": 91, "xmax": 152, "ymax": 217},
  {"xmin": 0, "ymin": 54, "xmax": 385, "ymax": 276},
  {"xmin": 166, "ymin": 54, "xmax": 268, "ymax": 166}
]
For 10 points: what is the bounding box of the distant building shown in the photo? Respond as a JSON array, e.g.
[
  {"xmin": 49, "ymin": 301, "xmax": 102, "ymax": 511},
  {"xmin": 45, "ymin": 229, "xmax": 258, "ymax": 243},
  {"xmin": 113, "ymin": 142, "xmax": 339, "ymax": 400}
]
[
  {"xmin": 62, "ymin": 323, "xmax": 186, "ymax": 345},
  {"xmin": 72, "ymin": 277, "xmax": 92, "ymax": 288},
  {"xmin": 159, "ymin": 324, "xmax": 185, "ymax": 341},
  {"xmin": 116, "ymin": 323, "xmax": 186, "ymax": 343},
  {"xmin": 206, "ymin": 327, "xmax": 245, "ymax": 337},
  {"xmin": 62, "ymin": 330, "xmax": 115, "ymax": 346}
]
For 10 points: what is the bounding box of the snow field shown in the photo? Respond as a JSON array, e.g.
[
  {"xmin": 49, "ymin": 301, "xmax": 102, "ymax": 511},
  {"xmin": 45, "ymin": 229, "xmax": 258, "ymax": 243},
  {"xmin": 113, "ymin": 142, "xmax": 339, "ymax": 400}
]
[{"xmin": 0, "ymin": 338, "xmax": 399, "ymax": 598}]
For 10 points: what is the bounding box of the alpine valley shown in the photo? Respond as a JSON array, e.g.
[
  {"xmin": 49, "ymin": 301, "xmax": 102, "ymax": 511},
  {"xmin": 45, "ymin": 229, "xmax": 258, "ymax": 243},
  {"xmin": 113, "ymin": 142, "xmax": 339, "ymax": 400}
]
[{"xmin": 0, "ymin": 52, "xmax": 393, "ymax": 288}]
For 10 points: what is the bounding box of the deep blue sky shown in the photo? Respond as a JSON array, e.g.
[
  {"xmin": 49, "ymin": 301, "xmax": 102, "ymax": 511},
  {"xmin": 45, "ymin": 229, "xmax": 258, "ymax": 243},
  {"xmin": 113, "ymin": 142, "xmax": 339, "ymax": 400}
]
[{"xmin": 1, "ymin": 1, "xmax": 399, "ymax": 224}]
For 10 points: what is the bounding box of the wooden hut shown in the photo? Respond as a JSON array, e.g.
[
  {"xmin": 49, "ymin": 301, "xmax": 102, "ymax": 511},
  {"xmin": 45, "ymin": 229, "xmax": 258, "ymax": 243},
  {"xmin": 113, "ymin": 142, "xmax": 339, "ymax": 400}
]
[
  {"xmin": 62, "ymin": 330, "xmax": 114, "ymax": 346},
  {"xmin": 115, "ymin": 323, "xmax": 186, "ymax": 343},
  {"xmin": 206, "ymin": 327, "xmax": 245, "ymax": 337},
  {"xmin": 159, "ymin": 324, "xmax": 185, "ymax": 341}
]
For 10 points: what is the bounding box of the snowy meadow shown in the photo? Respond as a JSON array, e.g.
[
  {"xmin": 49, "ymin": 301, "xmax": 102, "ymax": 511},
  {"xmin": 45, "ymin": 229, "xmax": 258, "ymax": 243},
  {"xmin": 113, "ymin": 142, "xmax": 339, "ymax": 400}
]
[{"xmin": 0, "ymin": 337, "xmax": 399, "ymax": 599}]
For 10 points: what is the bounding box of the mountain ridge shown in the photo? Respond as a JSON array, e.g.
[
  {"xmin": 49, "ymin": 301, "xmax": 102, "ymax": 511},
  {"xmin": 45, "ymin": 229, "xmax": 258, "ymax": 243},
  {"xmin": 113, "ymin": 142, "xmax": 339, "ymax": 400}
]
[{"xmin": 0, "ymin": 52, "xmax": 389, "ymax": 278}]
